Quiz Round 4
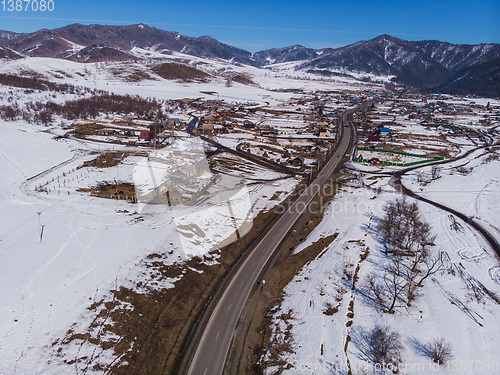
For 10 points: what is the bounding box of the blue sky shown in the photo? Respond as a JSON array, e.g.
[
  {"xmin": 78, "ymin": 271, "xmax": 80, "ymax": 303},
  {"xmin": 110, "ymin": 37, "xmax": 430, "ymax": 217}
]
[{"xmin": 1, "ymin": 0, "xmax": 498, "ymax": 51}]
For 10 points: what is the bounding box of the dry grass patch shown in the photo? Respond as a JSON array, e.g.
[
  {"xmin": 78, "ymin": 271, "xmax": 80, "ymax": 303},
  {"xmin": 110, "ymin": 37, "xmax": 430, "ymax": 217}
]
[{"xmin": 152, "ymin": 63, "xmax": 211, "ymax": 82}]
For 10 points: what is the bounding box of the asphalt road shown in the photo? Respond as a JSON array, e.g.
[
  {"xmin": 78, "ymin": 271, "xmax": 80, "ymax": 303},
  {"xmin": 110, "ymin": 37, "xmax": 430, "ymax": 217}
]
[{"xmin": 185, "ymin": 107, "xmax": 358, "ymax": 375}]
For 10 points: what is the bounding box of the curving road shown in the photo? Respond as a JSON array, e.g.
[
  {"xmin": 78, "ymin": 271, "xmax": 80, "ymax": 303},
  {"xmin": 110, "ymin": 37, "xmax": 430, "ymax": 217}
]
[
  {"xmin": 391, "ymin": 146, "xmax": 500, "ymax": 259},
  {"xmin": 183, "ymin": 105, "xmax": 363, "ymax": 375}
]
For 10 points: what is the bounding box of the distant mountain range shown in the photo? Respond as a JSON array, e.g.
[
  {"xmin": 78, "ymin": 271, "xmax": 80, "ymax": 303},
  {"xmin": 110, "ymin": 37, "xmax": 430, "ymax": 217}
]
[
  {"xmin": 436, "ymin": 58, "xmax": 500, "ymax": 97},
  {"xmin": 1, "ymin": 24, "xmax": 499, "ymax": 96}
]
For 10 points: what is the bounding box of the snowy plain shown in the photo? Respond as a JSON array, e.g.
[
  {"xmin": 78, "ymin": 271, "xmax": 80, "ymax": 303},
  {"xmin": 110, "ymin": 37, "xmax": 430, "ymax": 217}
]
[
  {"xmin": 0, "ymin": 55, "xmax": 354, "ymax": 373},
  {"xmin": 263, "ymin": 153, "xmax": 500, "ymax": 375},
  {"xmin": 1, "ymin": 52, "xmax": 497, "ymax": 374},
  {"xmin": 265, "ymin": 168, "xmax": 500, "ymax": 375}
]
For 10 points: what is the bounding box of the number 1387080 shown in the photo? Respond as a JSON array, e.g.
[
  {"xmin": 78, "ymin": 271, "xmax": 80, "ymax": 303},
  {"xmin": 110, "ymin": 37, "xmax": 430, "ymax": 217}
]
[{"xmin": 2, "ymin": 0, "xmax": 54, "ymax": 11}]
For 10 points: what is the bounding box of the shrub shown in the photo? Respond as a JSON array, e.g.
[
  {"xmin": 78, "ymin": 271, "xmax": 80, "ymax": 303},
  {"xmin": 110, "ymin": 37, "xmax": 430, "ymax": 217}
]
[
  {"xmin": 367, "ymin": 326, "xmax": 402, "ymax": 366},
  {"xmin": 428, "ymin": 338, "xmax": 452, "ymax": 364}
]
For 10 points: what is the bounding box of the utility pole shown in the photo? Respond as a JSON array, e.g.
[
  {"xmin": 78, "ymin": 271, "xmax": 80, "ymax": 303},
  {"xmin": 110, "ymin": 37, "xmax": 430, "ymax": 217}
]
[{"xmin": 37, "ymin": 212, "xmax": 42, "ymax": 242}]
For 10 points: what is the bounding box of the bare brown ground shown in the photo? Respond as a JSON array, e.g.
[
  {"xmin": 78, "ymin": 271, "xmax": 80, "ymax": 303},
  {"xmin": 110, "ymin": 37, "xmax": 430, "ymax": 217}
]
[
  {"xmin": 80, "ymin": 151, "xmax": 145, "ymax": 169},
  {"xmin": 78, "ymin": 182, "xmax": 137, "ymax": 200},
  {"xmin": 55, "ymin": 182, "xmax": 308, "ymax": 375},
  {"xmin": 152, "ymin": 63, "xmax": 211, "ymax": 82},
  {"xmin": 391, "ymin": 133, "xmax": 454, "ymax": 158}
]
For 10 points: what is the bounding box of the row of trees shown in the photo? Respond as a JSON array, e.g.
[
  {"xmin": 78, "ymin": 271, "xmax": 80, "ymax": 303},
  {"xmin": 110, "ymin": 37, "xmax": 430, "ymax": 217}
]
[
  {"xmin": 0, "ymin": 73, "xmax": 80, "ymax": 93},
  {"xmin": 354, "ymin": 199, "xmax": 450, "ymax": 369},
  {"xmin": 0, "ymin": 73, "xmax": 192, "ymax": 124},
  {"xmin": 0, "ymin": 104, "xmax": 54, "ymax": 124},
  {"xmin": 362, "ymin": 326, "xmax": 452, "ymax": 369},
  {"xmin": 43, "ymin": 93, "xmax": 169, "ymax": 120},
  {"xmin": 0, "ymin": 93, "xmax": 182, "ymax": 124},
  {"xmin": 364, "ymin": 198, "xmax": 443, "ymax": 313}
]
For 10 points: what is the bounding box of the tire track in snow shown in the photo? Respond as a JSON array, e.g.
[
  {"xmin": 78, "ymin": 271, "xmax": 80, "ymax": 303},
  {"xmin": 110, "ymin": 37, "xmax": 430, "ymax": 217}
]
[
  {"xmin": 392, "ymin": 175, "xmax": 500, "ymax": 259},
  {"xmin": 390, "ymin": 144, "xmax": 500, "ymax": 258},
  {"xmin": 432, "ymin": 277, "xmax": 484, "ymax": 327}
]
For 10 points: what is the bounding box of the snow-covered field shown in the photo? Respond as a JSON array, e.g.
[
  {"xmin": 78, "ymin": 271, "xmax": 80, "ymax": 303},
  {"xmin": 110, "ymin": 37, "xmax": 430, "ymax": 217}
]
[
  {"xmin": 0, "ymin": 55, "xmax": 383, "ymax": 105},
  {"xmin": 0, "ymin": 120, "xmax": 187, "ymax": 373},
  {"xmin": 1, "ymin": 51, "xmax": 498, "ymax": 374},
  {"xmin": 262, "ymin": 155, "xmax": 500, "ymax": 374},
  {"xmin": 405, "ymin": 150, "xmax": 500, "ymax": 243},
  {"xmin": 0, "ymin": 115, "xmax": 303, "ymax": 373},
  {"xmin": 1, "ymin": 55, "xmax": 333, "ymax": 371}
]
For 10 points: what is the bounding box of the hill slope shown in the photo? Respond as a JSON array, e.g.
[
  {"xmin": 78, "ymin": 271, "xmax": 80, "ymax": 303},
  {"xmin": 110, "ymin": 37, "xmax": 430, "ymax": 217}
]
[
  {"xmin": 437, "ymin": 58, "xmax": 500, "ymax": 97},
  {"xmin": 2, "ymin": 23, "xmax": 255, "ymax": 64},
  {"xmin": 1, "ymin": 24, "xmax": 499, "ymax": 93}
]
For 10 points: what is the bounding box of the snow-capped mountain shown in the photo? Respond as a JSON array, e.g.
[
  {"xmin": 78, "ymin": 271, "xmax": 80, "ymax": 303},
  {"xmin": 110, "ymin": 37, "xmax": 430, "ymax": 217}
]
[
  {"xmin": 263, "ymin": 34, "xmax": 500, "ymax": 87},
  {"xmin": 438, "ymin": 58, "xmax": 500, "ymax": 97},
  {"xmin": 1, "ymin": 23, "xmax": 254, "ymax": 64},
  {"xmin": 252, "ymin": 45, "xmax": 332, "ymax": 65},
  {"xmin": 0, "ymin": 30, "xmax": 21, "ymax": 43},
  {"xmin": 1, "ymin": 24, "xmax": 499, "ymax": 91}
]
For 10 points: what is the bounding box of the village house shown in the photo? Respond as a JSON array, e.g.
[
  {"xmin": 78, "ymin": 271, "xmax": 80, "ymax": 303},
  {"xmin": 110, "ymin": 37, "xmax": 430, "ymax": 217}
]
[
  {"xmin": 243, "ymin": 120, "xmax": 255, "ymax": 129},
  {"xmin": 289, "ymin": 155, "xmax": 304, "ymax": 167},
  {"xmin": 139, "ymin": 130, "xmax": 154, "ymax": 141},
  {"xmin": 201, "ymin": 123, "xmax": 214, "ymax": 133},
  {"xmin": 149, "ymin": 123, "xmax": 165, "ymax": 135},
  {"xmin": 96, "ymin": 128, "xmax": 117, "ymax": 136},
  {"xmin": 166, "ymin": 189, "xmax": 182, "ymax": 205},
  {"xmin": 318, "ymin": 129, "xmax": 328, "ymax": 137},
  {"xmin": 203, "ymin": 115, "xmax": 217, "ymax": 123}
]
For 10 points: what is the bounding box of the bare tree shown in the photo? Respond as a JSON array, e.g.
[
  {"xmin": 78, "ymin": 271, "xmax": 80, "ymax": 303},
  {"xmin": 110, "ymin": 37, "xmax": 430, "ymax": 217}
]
[
  {"xmin": 428, "ymin": 338, "xmax": 452, "ymax": 364},
  {"xmin": 378, "ymin": 198, "xmax": 423, "ymax": 254},
  {"xmin": 366, "ymin": 198, "xmax": 442, "ymax": 312},
  {"xmin": 366, "ymin": 326, "xmax": 403, "ymax": 366},
  {"xmin": 383, "ymin": 257, "xmax": 409, "ymax": 312},
  {"xmin": 365, "ymin": 257, "xmax": 413, "ymax": 313},
  {"xmin": 431, "ymin": 165, "xmax": 441, "ymax": 180},
  {"xmin": 0, "ymin": 105, "xmax": 19, "ymax": 120},
  {"xmin": 378, "ymin": 198, "xmax": 437, "ymax": 256},
  {"xmin": 365, "ymin": 273, "xmax": 387, "ymax": 308},
  {"xmin": 413, "ymin": 251, "xmax": 442, "ymax": 287},
  {"xmin": 416, "ymin": 171, "xmax": 426, "ymax": 185},
  {"xmin": 404, "ymin": 246, "xmax": 441, "ymax": 305}
]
